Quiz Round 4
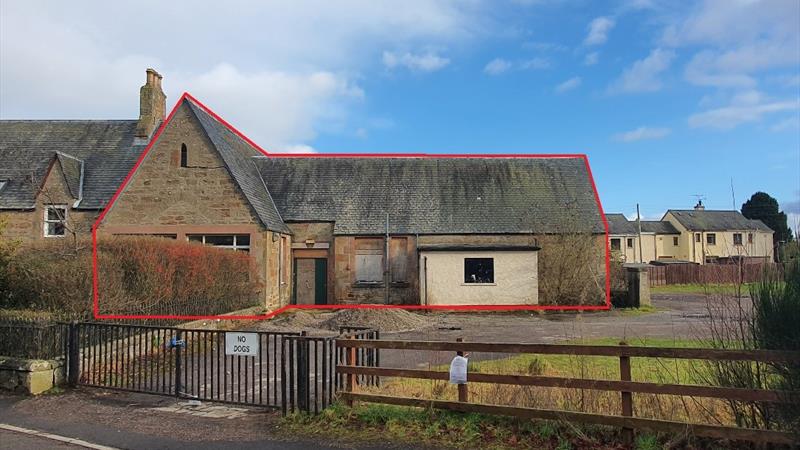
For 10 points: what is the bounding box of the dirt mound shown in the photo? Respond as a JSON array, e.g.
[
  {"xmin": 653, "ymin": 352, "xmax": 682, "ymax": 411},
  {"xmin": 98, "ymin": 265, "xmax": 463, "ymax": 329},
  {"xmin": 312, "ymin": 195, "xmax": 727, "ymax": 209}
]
[{"xmin": 319, "ymin": 309, "xmax": 432, "ymax": 332}]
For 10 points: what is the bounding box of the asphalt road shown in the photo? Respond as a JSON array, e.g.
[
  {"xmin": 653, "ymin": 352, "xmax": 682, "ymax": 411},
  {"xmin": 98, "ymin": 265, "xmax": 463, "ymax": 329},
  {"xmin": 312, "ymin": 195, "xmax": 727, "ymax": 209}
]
[{"xmin": 0, "ymin": 390, "xmax": 415, "ymax": 450}]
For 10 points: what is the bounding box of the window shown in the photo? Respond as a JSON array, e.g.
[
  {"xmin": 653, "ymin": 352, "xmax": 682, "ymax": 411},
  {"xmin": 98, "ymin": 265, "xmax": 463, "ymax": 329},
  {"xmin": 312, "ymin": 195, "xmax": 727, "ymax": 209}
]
[
  {"xmin": 748, "ymin": 233, "xmax": 753, "ymax": 244},
  {"xmin": 0, "ymin": 180, "xmax": 6, "ymax": 192},
  {"xmin": 180, "ymin": 143, "xmax": 188, "ymax": 168},
  {"xmin": 43, "ymin": 205, "xmax": 67, "ymax": 237},
  {"xmin": 626, "ymin": 238, "xmax": 634, "ymax": 249},
  {"xmin": 610, "ymin": 238, "xmax": 621, "ymax": 251},
  {"xmin": 187, "ymin": 234, "xmax": 250, "ymax": 252},
  {"xmin": 464, "ymin": 258, "xmax": 494, "ymax": 284},
  {"xmin": 695, "ymin": 233, "xmax": 701, "ymax": 243},
  {"xmin": 355, "ymin": 238, "xmax": 384, "ymax": 283},
  {"xmin": 707, "ymin": 233, "xmax": 716, "ymax": 245},
  {"xmin": 733, "ymin": 233, "xmax": 743, "ymax": 246},
  {"xmin": 673, "ymin": 236, "xmax": 679, "ymax": 246},
  {"xmin": 389, "ymin": 237, "xmax": 408, "ymax": 283}
]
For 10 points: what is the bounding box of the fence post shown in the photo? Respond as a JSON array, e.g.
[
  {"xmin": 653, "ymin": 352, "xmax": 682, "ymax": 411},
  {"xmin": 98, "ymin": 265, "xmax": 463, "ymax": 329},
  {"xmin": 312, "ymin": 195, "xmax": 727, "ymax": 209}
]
[
  {"xmin": 456, "ymin": 338, "xmax": 468, "ymax": 403},
  {"xmin": 618, "ymin": 341, "xmax": 633, "ymax": 445},
  {"xmin": 346, "ymin": 335, "xmax": 356, "ymax": 407},
  {"xmin": 67, "ymin": 322, "xmax": 80, "ymax": 387},
  {"xmin": 297, "ymin": 331, "xmax": 309, "ymax": 413},
  {"xmin": 174, "ymin": 330, "xmax": 182, "ymax": 399}
]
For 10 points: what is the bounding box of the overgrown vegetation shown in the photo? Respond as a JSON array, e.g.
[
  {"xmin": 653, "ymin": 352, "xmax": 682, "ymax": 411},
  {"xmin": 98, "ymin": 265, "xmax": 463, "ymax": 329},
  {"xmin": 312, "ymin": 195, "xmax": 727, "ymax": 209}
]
[
  {"xmin": 282, "ymin": 402, "xmax": 732, "ymax": 450},
  {"xmin": 539, "ymin": 232, "xmax": 606, "ymax": 306},
  {"xmin": 0, "ymin": 236, "xmax": 262, "ymax": 319},
  {"xmin": 701, "ymin": 262, "xmax": 799, "ymax": 436}
]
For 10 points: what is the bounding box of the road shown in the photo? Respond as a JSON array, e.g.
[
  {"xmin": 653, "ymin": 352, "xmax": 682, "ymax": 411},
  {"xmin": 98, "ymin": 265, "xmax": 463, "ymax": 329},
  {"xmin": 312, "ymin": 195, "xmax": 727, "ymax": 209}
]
[{"xmin": 0, "ymin": 390, "xmax": 417, "ymax": 450}]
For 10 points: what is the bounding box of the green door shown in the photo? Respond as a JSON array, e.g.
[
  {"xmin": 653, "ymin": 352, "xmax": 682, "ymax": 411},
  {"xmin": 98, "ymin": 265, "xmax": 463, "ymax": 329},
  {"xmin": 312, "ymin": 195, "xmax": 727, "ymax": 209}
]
[{"xmin": 314, "ymin": 258, "xmax": 327, "ymax": 305}]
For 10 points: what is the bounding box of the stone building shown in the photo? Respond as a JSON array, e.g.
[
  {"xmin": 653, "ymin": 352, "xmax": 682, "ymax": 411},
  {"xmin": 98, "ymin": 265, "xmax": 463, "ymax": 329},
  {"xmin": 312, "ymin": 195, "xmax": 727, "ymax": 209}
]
[{"xmin": 1, "ymin": 69, "xmax": 606, "ymax": 310}]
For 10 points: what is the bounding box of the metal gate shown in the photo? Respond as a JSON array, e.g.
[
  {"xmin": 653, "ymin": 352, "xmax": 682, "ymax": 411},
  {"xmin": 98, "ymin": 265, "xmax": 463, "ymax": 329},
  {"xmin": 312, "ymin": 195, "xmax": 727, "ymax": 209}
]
[{"xmin": 73, "ymin": 322, "xmax": 298, "ymax": 407}]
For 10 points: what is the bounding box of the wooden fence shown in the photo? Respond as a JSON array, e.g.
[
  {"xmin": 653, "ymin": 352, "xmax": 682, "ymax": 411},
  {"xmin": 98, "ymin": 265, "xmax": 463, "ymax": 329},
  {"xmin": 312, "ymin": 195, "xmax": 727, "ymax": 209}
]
[
  {"xmin": 336, "ymin": 338, "xmax": 799, "ymax": 446},
  {"xmin": 648, "ymin": 262, "xmax": 783, "ymax": 286}
]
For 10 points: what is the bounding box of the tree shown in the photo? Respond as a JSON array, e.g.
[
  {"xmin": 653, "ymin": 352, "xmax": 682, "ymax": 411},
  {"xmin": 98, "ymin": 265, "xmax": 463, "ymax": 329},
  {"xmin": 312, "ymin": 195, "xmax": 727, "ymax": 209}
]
[{"xmin": 741, "ymin": 192, "xmax": 793, "ymax": 246}]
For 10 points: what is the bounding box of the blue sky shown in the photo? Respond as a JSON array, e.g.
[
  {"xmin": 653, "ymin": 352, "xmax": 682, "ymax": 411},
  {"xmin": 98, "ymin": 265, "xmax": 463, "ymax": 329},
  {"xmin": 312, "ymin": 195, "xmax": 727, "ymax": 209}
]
[{"xmin": 1, "ymin": 0, "xmax": 798, "ymax": 225}]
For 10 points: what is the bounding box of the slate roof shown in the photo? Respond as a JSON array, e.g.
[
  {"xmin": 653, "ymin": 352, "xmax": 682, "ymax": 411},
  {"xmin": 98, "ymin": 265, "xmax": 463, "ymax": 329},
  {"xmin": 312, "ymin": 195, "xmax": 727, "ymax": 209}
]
[
  {"xmin": 185, "ymin": 100, "xmax": 290, "ymax": 233},
  {"xmin": 666, "ymin": 210, "xmax": 772, "ymax": 232},
  {"xmin": 640, "ymin": 220, "xmax": 680, "ymax": 234},
  {"xmin": 256, "ymin": 157, "xmax": 605, "ymax": 235},
  {"xmin": 0, "ymin": 121, "xmax": 145, "ymax": 209},
  {"xmin": 605, "ymin": 213, "xmax": 637, "ymax": 235}
]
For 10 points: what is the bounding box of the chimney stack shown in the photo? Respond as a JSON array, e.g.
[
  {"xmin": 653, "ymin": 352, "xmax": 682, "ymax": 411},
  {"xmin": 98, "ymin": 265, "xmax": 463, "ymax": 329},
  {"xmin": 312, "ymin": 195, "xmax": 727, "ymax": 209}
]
[
  {"xmin": 135, "ymin": 68, "xmax": 166, "ymax": 139},
  {"xmin": 694, "ymin": 200, "xmax": 705, "ymax": 211}
]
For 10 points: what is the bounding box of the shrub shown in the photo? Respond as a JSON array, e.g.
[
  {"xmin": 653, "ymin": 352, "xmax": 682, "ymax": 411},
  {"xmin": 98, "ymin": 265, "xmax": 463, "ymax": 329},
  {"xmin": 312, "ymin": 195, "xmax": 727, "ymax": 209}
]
[
  {"xmin": 538, "ymin": 233, "xmax": 606, "ymax": 306},
  {"xmin": 2, "ymin": 236, "xmax": 262, "ymax": 319}
]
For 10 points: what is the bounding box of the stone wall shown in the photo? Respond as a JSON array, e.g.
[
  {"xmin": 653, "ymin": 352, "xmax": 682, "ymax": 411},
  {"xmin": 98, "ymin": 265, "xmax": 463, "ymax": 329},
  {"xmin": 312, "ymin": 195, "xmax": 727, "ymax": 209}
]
[
  {"xmin": 333, "ymin": 235, "xmax": 418, "ymax": 304},
  {"xmin": 0, "ymin": 357, "xmax": 65, "ymax": 395}
]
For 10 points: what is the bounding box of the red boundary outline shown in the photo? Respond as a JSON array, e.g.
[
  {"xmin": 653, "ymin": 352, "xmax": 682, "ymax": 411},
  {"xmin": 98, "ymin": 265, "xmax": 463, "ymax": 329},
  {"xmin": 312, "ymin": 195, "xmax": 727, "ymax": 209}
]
[{"xmin": 92, "ymin": 92, "xmax": 611, "ymax": 320}]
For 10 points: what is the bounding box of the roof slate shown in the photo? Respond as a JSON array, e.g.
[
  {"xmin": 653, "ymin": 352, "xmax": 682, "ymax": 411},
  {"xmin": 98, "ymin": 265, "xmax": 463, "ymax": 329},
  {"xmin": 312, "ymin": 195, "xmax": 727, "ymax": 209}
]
[
  {"xmin": 0, "ymin": 120, "xmax": 145, "ymax": 209},
  {"xmin": 640, "ymin": 220, "xmax": 680, "ymax": 234},
  {"xmin": 185, "ymin": 100, "xmax": 290, "ymax": 233},
  {"xmin": 256, "ymin": 157, "xmax": 604, "ymax": 235},
  {"xmin": 605, "ymin": 213, "xmax": 637, "ymax": 235},
  {"xmin": 667, "ymin": 210, "xmax": 772, "ymax": 232}
]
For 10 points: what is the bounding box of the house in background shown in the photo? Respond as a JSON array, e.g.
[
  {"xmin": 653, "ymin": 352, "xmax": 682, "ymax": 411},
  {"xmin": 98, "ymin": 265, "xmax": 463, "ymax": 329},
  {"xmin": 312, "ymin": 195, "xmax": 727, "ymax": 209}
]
[
  {"xmin": 0, "ymin": 69, "xmax": 606, "ymax": 310},
  {"xmin": 606, "ymin": 201, "xmax": 774, "ymax": 265}
]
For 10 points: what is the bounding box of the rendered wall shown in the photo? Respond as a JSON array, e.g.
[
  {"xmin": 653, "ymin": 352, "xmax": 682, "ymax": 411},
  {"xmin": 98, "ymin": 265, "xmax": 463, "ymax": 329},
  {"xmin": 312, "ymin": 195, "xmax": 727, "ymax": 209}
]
[{"xmin": 420, "ymin": 250, "xmax": 538, "ymax": 305}]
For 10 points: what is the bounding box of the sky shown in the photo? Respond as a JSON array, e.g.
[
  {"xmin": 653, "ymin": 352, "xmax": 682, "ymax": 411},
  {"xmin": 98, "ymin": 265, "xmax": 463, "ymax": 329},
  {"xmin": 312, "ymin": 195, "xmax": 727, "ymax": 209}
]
[{"xmin": 1, "ymin": 0, "xmax": 798, "ymax": 228}]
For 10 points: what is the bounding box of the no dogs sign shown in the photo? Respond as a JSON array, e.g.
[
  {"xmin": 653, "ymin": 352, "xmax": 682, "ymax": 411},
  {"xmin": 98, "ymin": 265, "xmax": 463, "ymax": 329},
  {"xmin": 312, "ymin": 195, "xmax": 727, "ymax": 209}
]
[{"xmin": 225, "ymin": 332, "xmax": 259, "ymax": 356}]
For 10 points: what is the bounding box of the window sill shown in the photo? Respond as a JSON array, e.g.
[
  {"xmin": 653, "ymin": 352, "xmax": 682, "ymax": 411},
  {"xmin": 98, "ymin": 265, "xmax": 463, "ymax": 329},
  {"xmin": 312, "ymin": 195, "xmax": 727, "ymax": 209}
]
[
  {"xmin": 353, "ymin": 282, "xmax": 384, "ymax": 288},
  {"xmin": 390, "ymin": 281, "xmax": 410, "ymax": 287},
  {"xmin": 44, "ymin": 235, "xmax": 66, "ymax": 239},
  {"xmin": 461, "ymin": 283, "xmax": 497, "ymax": 287}
]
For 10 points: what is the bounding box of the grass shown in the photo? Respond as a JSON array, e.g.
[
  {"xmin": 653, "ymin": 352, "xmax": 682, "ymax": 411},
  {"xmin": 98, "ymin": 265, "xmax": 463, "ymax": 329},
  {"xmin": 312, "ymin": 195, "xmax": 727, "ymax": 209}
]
[
  {"xmin": 650, "ymin": 283, "xmax": 757, "ymax": 295},
  {"xmin": 280, "ymin": 402, "xmax": 626, "ymax": 450},
  {"xmin": 617, "ymin": 304, "xmax": 662, "ymax": 316}
]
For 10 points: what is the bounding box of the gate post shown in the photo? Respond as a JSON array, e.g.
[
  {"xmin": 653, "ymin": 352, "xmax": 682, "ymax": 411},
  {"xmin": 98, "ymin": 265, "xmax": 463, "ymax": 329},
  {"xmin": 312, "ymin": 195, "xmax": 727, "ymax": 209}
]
[
  {"xmin": 174, "ymin": 330, "xmax": 182, "ymax": 399},
  {"xmin": 297, "ymin": 332, "xmax": 310, "ymax": 413},
  {"xmin": 67, "ymin": 322, "xmax": 80, "ymax": 386}
]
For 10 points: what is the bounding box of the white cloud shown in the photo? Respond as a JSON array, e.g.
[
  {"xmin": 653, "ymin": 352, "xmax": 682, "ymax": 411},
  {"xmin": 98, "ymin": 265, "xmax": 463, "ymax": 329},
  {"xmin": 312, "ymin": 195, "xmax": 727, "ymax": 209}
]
[
  {"xmin": 663, "ymin": 1, "xmax": 799, "ymax": 88},
  {"xmin": 0, "ymin": 0, "xmax": 484, "ymax": 149},
  {"xmin": 520, "ymin": 57, "xmax": 550, "ymax": 70},
  {"xmin": 613, "ymin": 126, "xmax": 671, "ymax": 142},
  {"xmin": 770, "ymin": 116, "xmax": 800, "ymax": 132},
  {"xmin": 688, "ymin": 96, "xmax": 799, "ymax": 130},
  {"xmin": 584, "ymin": 17, "xmax": 615, "ymax": 46},
  {"xmin": 555, "ymin": 76, "xmax": 581, "ymax": 93},
  {"xmin": 483, "ymin": 57, "xmax": 549, "ymax": 75},
  {"xmin": 584, "ymin": 52, "xmax": 599, "ymax": 66},
  {"xmin": 484, "ymin": 58, "xmax": 512, "ymax": 75},
  {"xmin": 382, "ymin": 50, "xmax": 450, "ymax": 72},
  {"xmin": 273, "ymin": 144, "xmax": 318, "ymax": 154},
  {"xmin": 608, "ymin": 48, "xmax": 675, "ymax": 93}
]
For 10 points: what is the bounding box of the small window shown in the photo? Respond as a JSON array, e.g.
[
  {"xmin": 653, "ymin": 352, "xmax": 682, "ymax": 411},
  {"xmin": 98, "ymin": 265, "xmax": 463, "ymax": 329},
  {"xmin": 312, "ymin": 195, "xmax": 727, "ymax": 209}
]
[
  {"xmin": 748, "ymin": 233, "xmax": 753, "ymax": 244},
  {"xmin": 187, "ymin": 234, "xmax": 250, "ymax": 252},
  {"xmin": 733, "ymin": 233, "xmax": 743, "ymax": 246},
  {"xmin": 43, "ymin": 205, "xmax": 67, "ymax": 237},
  {"xmin": 695, "ymin": 233, "xmax": 701, "ymax": 243},
  {"xmin": 610, "ymin": 238, "xmax": 621, "ymax": 251},
  {"xmin": 0, "ymin": 180, "xmax": 6, "ymax": 192},
  {"xmin": 673, "ymin": 236, "xmax": 679, "ymax": 246},
  {"xmin": 626, "ymin": 238, "xmax": 634, "ymax": 249},
  {"xmin": 464, "ymin": 258, "xmax": 494, "ymax": 284},
  {"xmin": 180, "ymin": 143, "xmax": 188, "ymax": 168},
  {"xmin": 707, "ymin": 233, "xmax": 716, "ymax": 245}
]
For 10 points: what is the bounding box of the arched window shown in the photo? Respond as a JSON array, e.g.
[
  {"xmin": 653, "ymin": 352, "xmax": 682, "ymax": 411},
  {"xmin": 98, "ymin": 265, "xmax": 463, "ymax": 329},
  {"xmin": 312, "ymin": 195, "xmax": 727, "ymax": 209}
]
[{"xmin": 180, "ymin": 143, "xmax": 188, "ymax": 167}]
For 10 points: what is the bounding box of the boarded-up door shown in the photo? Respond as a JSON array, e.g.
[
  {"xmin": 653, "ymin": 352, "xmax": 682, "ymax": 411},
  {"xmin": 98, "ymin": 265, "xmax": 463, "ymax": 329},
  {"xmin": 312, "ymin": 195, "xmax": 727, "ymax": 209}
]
[{"xmin": 293, "ymin": 258, "xmax": 328, "ymax": 305}]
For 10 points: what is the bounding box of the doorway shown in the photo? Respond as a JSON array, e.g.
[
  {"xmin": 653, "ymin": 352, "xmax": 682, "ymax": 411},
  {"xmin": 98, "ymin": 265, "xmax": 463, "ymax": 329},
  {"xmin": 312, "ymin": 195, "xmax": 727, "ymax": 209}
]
[{"xmin": 293, "ymin": 258, "xmax": 327, "ymax": 305}]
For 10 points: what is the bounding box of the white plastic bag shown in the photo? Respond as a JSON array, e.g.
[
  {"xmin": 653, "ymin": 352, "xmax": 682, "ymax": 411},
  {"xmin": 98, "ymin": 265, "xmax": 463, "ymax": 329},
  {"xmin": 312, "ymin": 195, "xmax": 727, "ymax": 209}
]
[{"xmin": 449, "ymin": 355, "xmax": 468, "ymax": 384}]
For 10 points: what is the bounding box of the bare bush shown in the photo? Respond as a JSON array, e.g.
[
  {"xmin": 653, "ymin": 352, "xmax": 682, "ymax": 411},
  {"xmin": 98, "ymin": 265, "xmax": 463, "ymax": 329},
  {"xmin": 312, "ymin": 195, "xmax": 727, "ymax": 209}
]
[
  {"xmin": 3, "ymin": 236, "xmax": 262, "ymax": 319},
  {"xmin": 538, "ymin": 232, "xmax": 606, "ymax": 306}
]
